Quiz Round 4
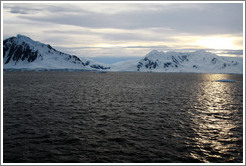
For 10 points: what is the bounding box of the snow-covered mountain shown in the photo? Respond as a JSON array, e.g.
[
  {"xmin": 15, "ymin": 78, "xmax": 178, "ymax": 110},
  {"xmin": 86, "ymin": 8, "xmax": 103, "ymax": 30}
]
[
  {"xmin": 3, "ymin": 35, "xmax": 243, "ymax": 74},
  {"xmin": 3, "ymin": 34, "xmax": 110, "ymax": 71},
  {"xmin": 128, "ymin": 50, "xmax": 242, "ymax": 74}
]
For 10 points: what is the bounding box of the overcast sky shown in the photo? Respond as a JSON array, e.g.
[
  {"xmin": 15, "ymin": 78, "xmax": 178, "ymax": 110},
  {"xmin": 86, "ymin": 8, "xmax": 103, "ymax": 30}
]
[{"xmin": 2, "ymin": 2, "xmax": 244, "ymax": 63}]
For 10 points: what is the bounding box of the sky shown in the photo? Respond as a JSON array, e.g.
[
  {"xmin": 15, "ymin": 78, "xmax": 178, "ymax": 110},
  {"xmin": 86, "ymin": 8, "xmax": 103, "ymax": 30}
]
[{"xmin": 2, "ymin": 2, "xmax": 244, "ymax": 64}]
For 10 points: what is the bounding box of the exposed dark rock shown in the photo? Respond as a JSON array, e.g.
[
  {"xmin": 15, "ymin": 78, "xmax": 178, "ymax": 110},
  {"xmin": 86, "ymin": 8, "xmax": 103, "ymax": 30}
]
[
  {"xmin": 172, "ymin": 56, "xmax": 179, "ymax": 64},
  {"xmin": 179, "ymin": 55, "xmax": 188, "ymax": 62},
  {"xmin": 85, "ymin": 61, "xmax": 90, "ymax": 66},
  {"xmin": 193, "ymin": 65, "xmax": 198, "ymax": 69},
  {"xmin": 211, "ymin": 58, "xmax": 217, "ymax": 64},
  {"xmin": 137, "ymin": 62, "xmax": 143, "ymax": 71},
  {"xmin": 164, "ymin": 62, "xmax": 172, "ymax": 68},
  {"xmin": 90, "ymin": 65, "xmax": 110, "ymax": 70}
]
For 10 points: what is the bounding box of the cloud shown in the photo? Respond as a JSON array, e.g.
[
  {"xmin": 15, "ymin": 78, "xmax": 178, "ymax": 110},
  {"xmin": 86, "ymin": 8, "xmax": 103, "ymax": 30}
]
[
  {"xmin": 3, "ymin": 2, "xmax": 244, "ymax": 58},
  {"xmin": 4, "ymin": 3, "xmax": 243, "ymax": 37},
  {"xmin": 42, "ymin": 27, "xmax": 177, "ymax": 45},
  {"xmin": 11, "ymin": 3, "xmax": 242, "ymax": 36},
  {"xmin": 100, "ymin": 32, "xmax": 175, "ymax": 42}
]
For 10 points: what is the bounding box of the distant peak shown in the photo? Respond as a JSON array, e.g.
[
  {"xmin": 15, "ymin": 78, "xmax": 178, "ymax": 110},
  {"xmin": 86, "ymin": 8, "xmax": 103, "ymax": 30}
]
[
  {"xmin": 149, "ymin": 50, "xmax": 159, "ymax": 54},
  {"xmin": 17, "ymin": 34, "xmax": 30, "ymax": 39},
  {"xmin": 16, "ymin": 34, "xmax": 34, "ymax": 43},
  {"xmin": 146, "ymin": 50, "xmax": 164, "ymax": 58}
]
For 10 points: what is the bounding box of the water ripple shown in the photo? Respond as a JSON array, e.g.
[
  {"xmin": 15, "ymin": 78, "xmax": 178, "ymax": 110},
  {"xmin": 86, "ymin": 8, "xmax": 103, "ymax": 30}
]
[{"xmin": 3, "ymin": 72, "xmax": 243, "ymax": 163}]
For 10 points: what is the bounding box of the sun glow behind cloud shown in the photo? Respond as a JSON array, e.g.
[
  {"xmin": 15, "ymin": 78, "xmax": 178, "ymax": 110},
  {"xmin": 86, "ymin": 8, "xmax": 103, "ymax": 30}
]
[{"xmin": 193, "ymin": 36, "xmax": 242, "ymax": 50}]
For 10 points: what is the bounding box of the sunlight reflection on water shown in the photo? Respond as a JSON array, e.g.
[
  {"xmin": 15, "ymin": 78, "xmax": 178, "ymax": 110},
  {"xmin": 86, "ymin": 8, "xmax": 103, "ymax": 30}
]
[{"xmin": 188, "ymin": 74, "xmax": 242, "ymax": 163}]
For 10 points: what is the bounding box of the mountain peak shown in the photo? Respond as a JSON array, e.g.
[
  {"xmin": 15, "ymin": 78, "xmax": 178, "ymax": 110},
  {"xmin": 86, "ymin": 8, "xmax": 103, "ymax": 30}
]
[
  {"xmin": 148, "ymin": 50, "xmax": 163, "ymax": 55},
  {"xmin": 146, "ymin": 50, "xmax": 164, "ymax": 59},
  {"xmin": 17, "ymin": 34, "xmax": 30, "ymax": 39},
  {"xmin": 15, "ymin": 34, "xmax": 44, "ymax": 47},
  {"xmin": 149, "ymin": 50, "xmax": 159, "ymax": 54},
  {"xmin": 16, "ymin": 34, "xmax": 34, "ymax": 42}
]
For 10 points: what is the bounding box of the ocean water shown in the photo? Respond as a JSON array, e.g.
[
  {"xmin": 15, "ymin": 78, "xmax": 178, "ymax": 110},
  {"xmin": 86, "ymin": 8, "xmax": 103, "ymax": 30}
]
[{"xmin": 3, "ymin": 71, "xmax": 243, "ymax": 163}]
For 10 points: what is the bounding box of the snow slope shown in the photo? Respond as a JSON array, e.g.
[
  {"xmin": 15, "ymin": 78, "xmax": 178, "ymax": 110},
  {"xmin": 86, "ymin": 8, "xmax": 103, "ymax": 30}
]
[{"xmin": 3, "ymin": 34, "xmax": 110, "ymax": 71}]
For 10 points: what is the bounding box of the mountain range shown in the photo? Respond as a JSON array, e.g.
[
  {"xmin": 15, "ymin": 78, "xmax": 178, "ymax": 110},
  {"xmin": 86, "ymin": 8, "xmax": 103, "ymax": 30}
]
[
  {"xmin": 3, "ymin": 35, "xmax": 243, "ymax": 74},
  {"xmin": 134, "ymin": 50, "xmax": 243, "ymax": 74}
]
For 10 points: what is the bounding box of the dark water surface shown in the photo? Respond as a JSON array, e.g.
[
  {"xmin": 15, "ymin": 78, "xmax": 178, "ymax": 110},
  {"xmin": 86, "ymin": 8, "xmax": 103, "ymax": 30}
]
[{"xmin": 3, "ymin": 71, "xmax": 243, "ymax": 163}]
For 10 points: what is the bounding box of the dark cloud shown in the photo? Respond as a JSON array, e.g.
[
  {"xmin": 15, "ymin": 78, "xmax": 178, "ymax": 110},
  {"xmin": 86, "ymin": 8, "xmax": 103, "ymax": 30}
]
[
  {"xmin": 10, "ymin": 9, "xmax": 28, "ymax": 14},
  {"xmin": 5, "ymin": 3, "xmax": 86, "ymax": 15},
  {"xmin": 9, "ymin": 6, "xmax": 41, "ymax": 14}
]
